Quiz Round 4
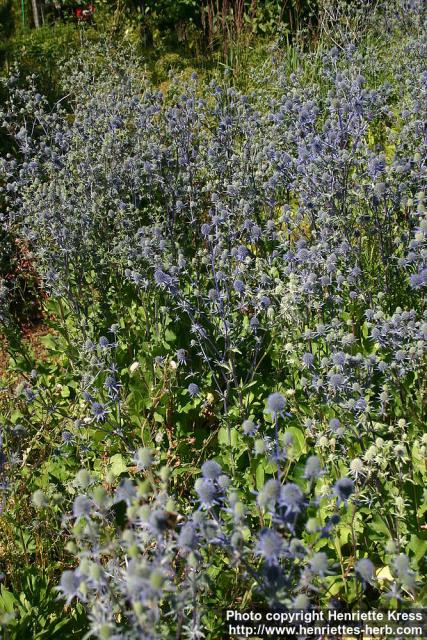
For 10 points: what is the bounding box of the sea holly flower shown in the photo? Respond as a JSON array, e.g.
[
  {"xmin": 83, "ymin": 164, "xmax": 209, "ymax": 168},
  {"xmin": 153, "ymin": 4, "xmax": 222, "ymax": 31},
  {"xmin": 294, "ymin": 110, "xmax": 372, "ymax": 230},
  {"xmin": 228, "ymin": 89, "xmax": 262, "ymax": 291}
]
[
  {"xmin": 72, "ymin": 495, "xmax": 93, "ymax": 518},
  {"xmin": 355, "ymin": 558, "xmax": 376, "ymax": 587},
  {"xmin": 241, "ymin": 419, "xmax": 258, "ymax": 436},
  {"xmin": 57, "ymin": 571, "xmax": 83, "ymax": 604},
  {"xmin": 134, "ymin": 448, "xmax": 153, "ymax": 471},
  {"xmin": 187, "ymin": 383, "xmax": 200, "ymax": 397},
  {"xmin": 333, "ymin": 478, "xmax": 354, "ymax": 505},
  {"xmin": 256, "ymin": 529, "xmax": 285, "ymax": 565},
  {"xmin": 280, "ymin": 483, "xmax": 304, "ymax": 515},
  {"xmin": 309, "ymin": 552, "xmax": 332, "ymax": 577},
  {"xmin": 177, "ymin": 522, "xmax": 199, "ymax": 554},
  {"xmin": 90, "ymin": 402, "xmax": 109, "ymax": 422},
  {"xmin": 201, "ymin": 460, "xmax": 222, "ymax": 480},
  {"xmin": 195, "ymin": 478, "xmax": 218, "ymax": 508},
  {"xmin": 303, "ymin": 456, "xmax": 322, "ymax": 481},
  {"xmin": 392, "ymin": 554, "xmax": 417, "ymax": 590},
  {"xmin": 257, "ymin": 479, "xmax": 282, "ymax": 510},
  {"xmin": 266, "ymin": 392, "xmax": 286, "ymax": 417},
  {"xmin": 176, "ymin": 349, "xmax": 187, "ymax": 365}
]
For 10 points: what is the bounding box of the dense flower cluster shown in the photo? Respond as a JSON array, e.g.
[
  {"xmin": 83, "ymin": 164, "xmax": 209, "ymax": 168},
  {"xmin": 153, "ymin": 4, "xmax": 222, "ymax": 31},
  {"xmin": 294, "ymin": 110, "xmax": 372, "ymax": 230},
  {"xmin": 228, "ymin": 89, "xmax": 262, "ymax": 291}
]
[{"xmin": 52, "ymin": 456, "xmax": 378, "ymax": 638}]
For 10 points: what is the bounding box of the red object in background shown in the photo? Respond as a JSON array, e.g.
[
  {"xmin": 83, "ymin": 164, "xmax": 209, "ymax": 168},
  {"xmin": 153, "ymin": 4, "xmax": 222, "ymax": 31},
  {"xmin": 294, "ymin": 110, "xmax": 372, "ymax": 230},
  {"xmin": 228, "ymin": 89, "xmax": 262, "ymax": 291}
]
[{"xmin": 74, "ymin": 3, "xmax": 95, "ymax": 21}]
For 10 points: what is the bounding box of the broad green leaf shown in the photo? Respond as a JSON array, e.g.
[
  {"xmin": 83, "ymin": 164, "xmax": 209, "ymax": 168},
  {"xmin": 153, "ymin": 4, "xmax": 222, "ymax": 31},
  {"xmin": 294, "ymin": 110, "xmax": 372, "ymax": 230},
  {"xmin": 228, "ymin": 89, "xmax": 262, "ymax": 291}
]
[
  {"xmin": 286, "ymin": 426, "xmax": 306, "ymax": 456},
  {"xmin": 256, "ymin": 463, "xmax": 265, "ymax": 491},
  {"xmin": 109, "ymin": 454, "xmax": 128, "ymax": 477},
  {"xmin": 408, "ymin": 535, "xmax": 427, "ymax": 565}
]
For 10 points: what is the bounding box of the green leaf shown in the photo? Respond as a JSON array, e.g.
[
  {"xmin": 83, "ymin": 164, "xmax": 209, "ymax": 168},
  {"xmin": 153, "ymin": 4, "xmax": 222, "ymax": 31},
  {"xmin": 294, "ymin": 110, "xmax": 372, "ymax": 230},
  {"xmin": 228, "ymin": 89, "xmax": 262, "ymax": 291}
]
[
  {"xmin": 256, "ymin": 463, "xmax": 265, "ymax": 491},
  {"xmin": 218, "ymin": 426, "xmax": 239, "ymax": 448},
  {"xmin": 39, "ymin": 334, "xmax": 57, "ymax": 350},
  {"xmin": 408, "ymin": 535, "xmax": 427, "ymax": 565},
  {"xmin": 369, "ymin": 516, "xmax": 391, "ymax": 539},
  {"xmin": 172, "ymin": 465, "xmax": 199, "ymax": 477},
  {"xmin": 286, "ymin": 427, "xmax": 306, "ymax": 457},
  {"xmin": 109, "ymin": 454, "xmax": 128, "ymax": 477},
  {"xmin": 60, "ymin": 385, "xmax": 70, "ymax": 398},
  {"xmin": 0, "ymin": 587, "xmax": 18, "ymax": 613},
  {"xmin": 338, "ymin": 525, "xmax": 352, "ymax": 546},
  {"xmin": 164, "ymin": 328, "xmax": 176, "ymax": 342}
]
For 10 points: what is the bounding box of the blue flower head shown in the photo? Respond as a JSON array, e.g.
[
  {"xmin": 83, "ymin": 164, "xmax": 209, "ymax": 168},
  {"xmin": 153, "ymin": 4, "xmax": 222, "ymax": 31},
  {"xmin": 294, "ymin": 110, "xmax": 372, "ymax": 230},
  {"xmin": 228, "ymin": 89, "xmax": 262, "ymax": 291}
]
[
  {"xmin": 187, "ymin": 383, "xmax": 199, "ymax": 397},
  {"xmin": 195, "ymin": 478, "xmax": 218, "ymax": 508},
  {"xmin": 266, "ymin": 392, "xmax": 286, "ymax": 417},
  {"xmin": 201, "ymin": 460, "xmax": 222, "ymax": 480},
  {"xmin": 256, "ymin": 529, "xmax": 284, "ymax": 565},
  {"xmin": 334, "ymin": 477, "xmax": 354, "ymax": 504}
]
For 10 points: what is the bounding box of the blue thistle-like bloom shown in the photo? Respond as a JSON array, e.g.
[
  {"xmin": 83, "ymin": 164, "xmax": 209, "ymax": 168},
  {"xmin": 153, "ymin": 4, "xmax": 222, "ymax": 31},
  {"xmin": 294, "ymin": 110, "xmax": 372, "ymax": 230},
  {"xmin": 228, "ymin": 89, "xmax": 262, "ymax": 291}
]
[
  {"xmin": 58, "ymin": 571, "xmax": 82, "ymax": 604},
  {"xmin": 177, "ymin": 522, "xmax": 198, "ymax": 553},
  {"xmin": 328, "ymin": 373, "xmax": 346, "ymax": 391},
  {"xmin": 83, "ymin": 339, "xmax": 95, "ymax": 352},
  {"xmin": 255, "ymin": 528, "xmax": 284, "ymax": 565},
  {"xmin": 280, "ymin": 483, "xmax": 304, "ymax": 513},
  {"xmin": 236, "ymin": 245, "xmax": 249, "ymax": 261},
  {"xmin": 154, "ymin": 268, "xmax": 176, "ymax": 294},
  {"xmin": 410, "ymin": 270, "xmax": 426, "ymax": 289},
  {"xmin": 90, "ymin": 402, "xmax": 109, "ymax": 422},
  {"xmin": 257, "ymin": 478, "xmax": 281, "ymax": 510},
  {"xmin": 233, "ymin": 279, "xmax": 245, "ymax": 294},
  {"xmin": 195, "ymin": 478, "xmax": 218, "ymax": 508},
  {"xmin": 104, "ymin": 374, "xmax": 120, "ymax": 398},
  {"xmin": 334, "ymin": 477, "xmax": 354, "ymax": 504},
  {"xmin": 176, "ymin": 348, "xmax": 187, "ymax": 364},
  {"xmin": 187, "ymin": 383, "xmax": 200, "ymax": 397},
  {"xmin": 303, "ymin": 456, "xmax": 322, "ymax": 480},
  {"xmin": 217, "ymin": 474, "xmax": 230, "ymax": 490},
  {"xmin": 354, "ymin": 397, "xmax": 367, "ymax": 413},
  {"xmin": 73, "ymin": 495, "xmax": 92, "ymax": 518},
  {"xmin": 309, "ymin": 552, "xmax": 330, "ymax": 577},
  {"xmin": 23, "ymin": 387, "xmax": 36, "ymax": 403},
  {"xmin": 242, "ymin": 419, "xmax": 258, "ymax": 436},
  {"xmin": 329, "ymin": 418, "xmax": 341, "ymax": 432},
  {"xmin": 266, "ymin": 392, "xmax": 286, "ymax": 416},
  {"xmin": 331, "ymin": 351, "xmax": 346, "ymax": 366},
  {"xmin": 82, "ymin": 390, "xmax": 94, "ymax": 403},
  {"xmin": 208, "ymin": 288, "xmax": 219, "ymax": 302},
  {"xmin": 115, "ymin": 478, "xmax": 136, "ymax": 504},
  {"xmin": 201, "ymin": 460, "xmax": 222, "ymax": 480},
  {"xmin": 250, "ymin": 316, "xmax": 260, "ymax": 331},
  {"xmin": 355, "ymin": 558, "xmax": 375, "ymax": 586},
  {"xmin": 148, "ymin": 510, "xmax": 174, "ymax": 535},
  {"xmin": 302, "ymin": 352, "xmax": 314, "ymax": 367},
  {"xmin": 392, "ymin": 553, "xmax": 416, "ymax": 589}
]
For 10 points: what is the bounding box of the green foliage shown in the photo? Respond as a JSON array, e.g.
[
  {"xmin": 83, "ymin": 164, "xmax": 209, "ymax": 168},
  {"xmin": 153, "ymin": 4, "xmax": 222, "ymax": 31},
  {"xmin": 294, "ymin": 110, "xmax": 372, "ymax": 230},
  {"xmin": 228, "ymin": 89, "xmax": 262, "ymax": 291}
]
[
  {"xmin": 1, "ymin": 23, "xmax": 99, "ymax": 98},
  {"xmin": 0, "ymin": 572, "xmax": 87, "ymax": 638},
  {"xmin": 0, "ymin": 0, "xmax": 16, "ymax": 42}
]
